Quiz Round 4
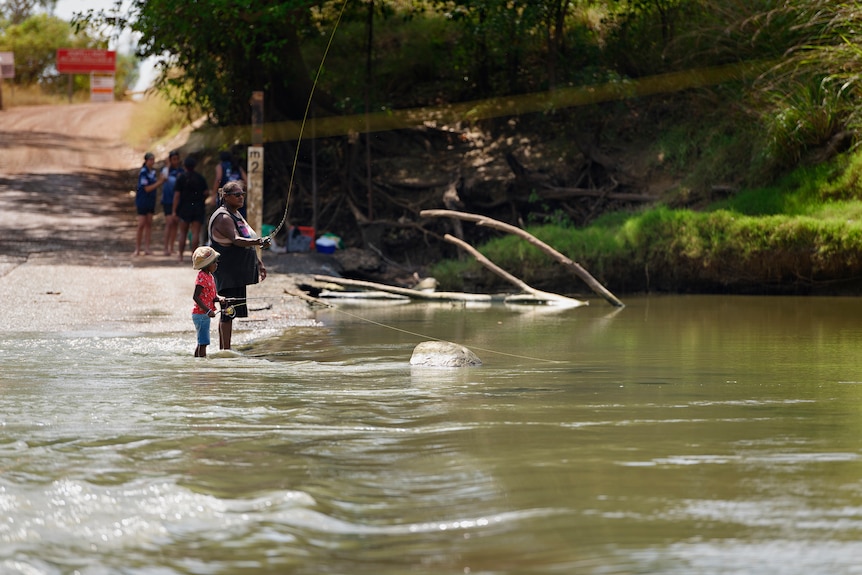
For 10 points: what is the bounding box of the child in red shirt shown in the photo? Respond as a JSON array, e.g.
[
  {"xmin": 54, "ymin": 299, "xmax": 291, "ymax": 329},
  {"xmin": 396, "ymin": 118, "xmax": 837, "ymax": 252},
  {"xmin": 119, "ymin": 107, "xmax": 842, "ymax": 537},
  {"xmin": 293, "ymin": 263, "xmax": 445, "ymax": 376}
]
[{"xmin": 191, "ymin": 246, "xmax": 224, "ymax": 357}]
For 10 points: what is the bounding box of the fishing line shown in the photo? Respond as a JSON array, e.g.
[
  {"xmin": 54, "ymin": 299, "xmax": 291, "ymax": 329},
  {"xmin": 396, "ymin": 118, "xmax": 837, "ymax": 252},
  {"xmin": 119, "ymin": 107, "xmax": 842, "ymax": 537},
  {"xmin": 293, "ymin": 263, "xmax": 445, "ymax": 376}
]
[
  {"xmin": 268, "ymin": 0, "xmax": 351, "ymax": 241},
  {"xmin": 249, "ymin": 0, "xmax": 558, "ymax": 364},
  {"xmin": 288, "ymin": 291, "xmax": 564, "ymax": 364},
  {"xmin": 221, "ymin": 290, "xmax": 563, "ymax": 363}
]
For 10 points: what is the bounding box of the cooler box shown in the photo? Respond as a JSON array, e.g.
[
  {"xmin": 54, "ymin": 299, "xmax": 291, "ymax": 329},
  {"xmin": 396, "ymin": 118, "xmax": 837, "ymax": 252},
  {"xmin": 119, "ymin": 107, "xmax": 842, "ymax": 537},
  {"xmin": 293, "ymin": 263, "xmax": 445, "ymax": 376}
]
[{"xmin": 316, "ymin": 236, "xmax": 338, "ymax": 254}]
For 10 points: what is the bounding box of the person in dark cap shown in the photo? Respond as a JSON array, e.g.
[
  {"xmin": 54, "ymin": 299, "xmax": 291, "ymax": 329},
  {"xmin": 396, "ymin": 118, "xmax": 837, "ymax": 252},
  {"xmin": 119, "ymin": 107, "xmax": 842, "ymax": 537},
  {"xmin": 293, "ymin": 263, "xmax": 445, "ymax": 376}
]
[
  {"xmin": 134, "ymin": 152, "xmax": 165, "ymax": 256},
  {"xmin": 172, "ymin": 155, "xmax": 210, "ymax": 263}
]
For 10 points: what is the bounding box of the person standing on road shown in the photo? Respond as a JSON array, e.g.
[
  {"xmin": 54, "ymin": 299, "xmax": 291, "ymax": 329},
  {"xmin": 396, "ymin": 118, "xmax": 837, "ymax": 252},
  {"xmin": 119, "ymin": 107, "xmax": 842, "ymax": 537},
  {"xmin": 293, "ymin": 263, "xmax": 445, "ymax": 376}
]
[
  {"xmin": 190, "ymin": 246, "xmax": 224, "ymax": 358},
  {"xmin": 208, "ymin": 180, "xmax": 268, "ymax": 350},
  {"xmin": 160, "ymin": 150, "xmax": 184, "ymax": 256},
  {"xmin": 172, "ymin": 155, "xmax": 210, "ymax": 263},
  {"xmin": 134, "ymin": 152, "xmax": 165, "ymax": 256}
]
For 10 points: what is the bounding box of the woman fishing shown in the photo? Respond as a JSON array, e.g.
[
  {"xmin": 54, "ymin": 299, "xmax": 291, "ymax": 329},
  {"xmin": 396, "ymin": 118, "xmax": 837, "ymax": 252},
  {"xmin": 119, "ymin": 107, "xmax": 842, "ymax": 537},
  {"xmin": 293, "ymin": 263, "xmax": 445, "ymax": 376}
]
[{"xmin": 208, "ymin": 180, "xmax": 269, "ymax": 350}]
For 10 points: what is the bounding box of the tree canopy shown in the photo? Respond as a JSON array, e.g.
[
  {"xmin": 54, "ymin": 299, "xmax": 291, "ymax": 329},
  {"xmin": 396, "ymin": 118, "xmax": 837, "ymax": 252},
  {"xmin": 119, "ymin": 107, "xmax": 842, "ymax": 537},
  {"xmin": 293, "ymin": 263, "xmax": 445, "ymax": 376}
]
[
  {"xmin": 0, "ymin": 1, "xmax": 140, "ymax": 98},
  {"xmin": 66, "ymin": 1, "xmax": 862, "ymax": 186}
]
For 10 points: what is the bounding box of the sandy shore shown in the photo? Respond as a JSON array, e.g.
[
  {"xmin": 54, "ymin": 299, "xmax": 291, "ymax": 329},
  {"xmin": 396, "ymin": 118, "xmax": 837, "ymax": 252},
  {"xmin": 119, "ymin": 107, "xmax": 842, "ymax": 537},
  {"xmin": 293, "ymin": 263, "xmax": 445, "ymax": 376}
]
[{"xmin": 0, "ymin": 253, "xmax": 318, "ymax": 336}]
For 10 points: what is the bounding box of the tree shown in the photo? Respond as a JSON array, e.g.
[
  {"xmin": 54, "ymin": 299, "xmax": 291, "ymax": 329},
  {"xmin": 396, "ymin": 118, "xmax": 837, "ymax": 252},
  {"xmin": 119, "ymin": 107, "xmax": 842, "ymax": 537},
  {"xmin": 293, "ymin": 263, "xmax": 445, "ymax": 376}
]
[
  {"xmin": 0, "ymin": 13, "xmax": 97, "ymax": 85},
  {"xmin": 78, "ymin": 0, "xmax": 328, "ymax": 126},
  {"xmin": 1, "ymin": 0, "xmax": 57, "ymax": 26}
]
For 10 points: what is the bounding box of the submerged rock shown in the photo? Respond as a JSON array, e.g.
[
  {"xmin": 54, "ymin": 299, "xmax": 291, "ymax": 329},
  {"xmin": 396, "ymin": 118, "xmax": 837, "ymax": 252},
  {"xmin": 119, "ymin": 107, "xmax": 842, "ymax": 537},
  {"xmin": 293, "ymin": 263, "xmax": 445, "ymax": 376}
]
[{"xmin": 409, "ymin": 341, "xmax": 482, "ymax": 367}]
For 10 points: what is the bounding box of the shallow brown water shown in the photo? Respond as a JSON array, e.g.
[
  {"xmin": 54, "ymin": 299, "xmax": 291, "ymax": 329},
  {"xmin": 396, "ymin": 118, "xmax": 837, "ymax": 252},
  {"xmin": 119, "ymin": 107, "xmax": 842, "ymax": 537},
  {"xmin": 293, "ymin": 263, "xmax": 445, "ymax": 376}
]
[{"xmin": 3, "ymin": 295, "xmax": 862, "ymax": 574}]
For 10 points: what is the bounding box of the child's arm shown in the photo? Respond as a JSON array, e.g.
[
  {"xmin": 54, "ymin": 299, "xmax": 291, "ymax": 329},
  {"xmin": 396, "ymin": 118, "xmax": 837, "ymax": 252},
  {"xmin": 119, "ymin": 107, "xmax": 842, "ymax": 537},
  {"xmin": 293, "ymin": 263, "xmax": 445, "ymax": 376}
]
[{"xmin": 193, "ymin": 285, "xmax": 216, "ymax": 317}]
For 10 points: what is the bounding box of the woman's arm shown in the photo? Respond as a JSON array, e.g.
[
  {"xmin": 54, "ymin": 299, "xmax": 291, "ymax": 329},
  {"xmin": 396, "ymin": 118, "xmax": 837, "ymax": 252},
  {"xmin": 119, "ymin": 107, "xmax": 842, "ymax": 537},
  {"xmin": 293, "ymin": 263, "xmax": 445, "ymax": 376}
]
[
  {"xmin": 211, "ymin": 213, "xmax": 267, "ymax": 248},
  {"xmin": 144, "ymin": 173, "xmax": 165, "ymax": 192}
]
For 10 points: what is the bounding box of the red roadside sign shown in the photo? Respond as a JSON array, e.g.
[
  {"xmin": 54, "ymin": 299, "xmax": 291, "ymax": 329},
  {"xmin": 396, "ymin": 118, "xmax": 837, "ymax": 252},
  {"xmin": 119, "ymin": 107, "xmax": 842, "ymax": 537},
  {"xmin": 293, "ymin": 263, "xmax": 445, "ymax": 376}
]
[{"xmin": 56, "ymin": 49, "xmax": 116, "ymax": 74}]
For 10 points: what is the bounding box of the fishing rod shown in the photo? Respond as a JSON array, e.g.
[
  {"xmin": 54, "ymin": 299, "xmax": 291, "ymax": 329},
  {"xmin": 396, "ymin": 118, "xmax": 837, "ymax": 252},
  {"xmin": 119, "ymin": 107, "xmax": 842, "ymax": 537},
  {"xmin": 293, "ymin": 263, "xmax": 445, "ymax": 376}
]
[
  {"xmin": 266, "ymin": 0, "xmax": 351, "ymax": 242},
  {"xmin": 219, "ymin": 297, "xmax": 276, "ymax": 319}
]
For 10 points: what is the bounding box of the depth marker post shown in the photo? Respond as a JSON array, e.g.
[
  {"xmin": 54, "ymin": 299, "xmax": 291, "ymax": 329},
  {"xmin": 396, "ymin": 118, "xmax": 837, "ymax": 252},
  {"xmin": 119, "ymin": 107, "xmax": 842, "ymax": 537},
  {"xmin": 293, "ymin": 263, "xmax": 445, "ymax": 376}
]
[{"xmin": 248, "ymin": 91, "xmax": 264, "ymax": 236}]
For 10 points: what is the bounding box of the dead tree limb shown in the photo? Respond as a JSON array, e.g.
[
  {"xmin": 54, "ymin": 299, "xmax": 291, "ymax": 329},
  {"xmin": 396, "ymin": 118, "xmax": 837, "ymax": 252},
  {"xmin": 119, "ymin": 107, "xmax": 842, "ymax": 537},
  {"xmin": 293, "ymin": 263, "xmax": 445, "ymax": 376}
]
[
  {"xmin": 442, "ymin": 234, "xmax": 587, "ymax": 308},
  {"xmin": 309, "ymin": 274, "xmax": 579, "ymax": 306},
  {"xmin": 420, "ymin": 209, "xmax": 624, "ymax": 307},
  {"xmin": 312, "ymin": 275, "xmax": 494, "ymax": 302}
]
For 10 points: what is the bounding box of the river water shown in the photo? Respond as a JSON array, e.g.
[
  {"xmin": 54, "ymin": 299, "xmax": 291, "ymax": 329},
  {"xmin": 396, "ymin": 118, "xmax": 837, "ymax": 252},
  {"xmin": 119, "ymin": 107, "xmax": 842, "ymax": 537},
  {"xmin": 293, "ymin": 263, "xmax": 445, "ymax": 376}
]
[{"xmin": 3, "ymin": 295, "xmax": 862, "ymax": 574}]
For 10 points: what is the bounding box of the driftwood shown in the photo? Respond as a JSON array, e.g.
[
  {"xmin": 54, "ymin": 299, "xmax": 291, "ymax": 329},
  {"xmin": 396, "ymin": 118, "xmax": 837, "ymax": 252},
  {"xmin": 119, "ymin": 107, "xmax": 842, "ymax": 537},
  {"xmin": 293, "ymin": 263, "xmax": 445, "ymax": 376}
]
[
  {"xmin": 441, "ymin": 234, "xmax": 587, "ymax": 308},
  {"xmin": 320, "ymin": 290, "xmax": 410, "ymax": 300},
  {"xmin": 312, "ymin": 275, "xmax": 494, "ymax": 302},
  {"xmin": 420, "ymin": 209, "xmax": 624, "ymax": 307},
  {"xmin": 311, "ymin": 275, "xmax": 581, "ymax": 306}
]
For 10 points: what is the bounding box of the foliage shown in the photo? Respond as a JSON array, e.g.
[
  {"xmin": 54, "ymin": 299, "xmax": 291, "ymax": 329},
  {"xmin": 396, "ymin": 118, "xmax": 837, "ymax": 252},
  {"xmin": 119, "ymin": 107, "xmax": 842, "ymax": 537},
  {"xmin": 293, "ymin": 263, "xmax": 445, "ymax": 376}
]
[
  {"xmin": 114, "ymin": 52, "xmax": 139, "ymax": 99},
  {"xmin": 0, "ymin": 0, "xmax": 56, "ymax": 26},
  {"xmin": 304, "ymin": 8, "xmax": 461, "ymax": 112},
  {"xmin": 690, "ymin": 1, "xmax": 862, "ymax": 176},
  {"xmin": 0, "ymin": 81, "xmax": 87, "ymax": 105},
  {"xmin": 602, "ymin": 0, "xmax": 706, "ymax": 76},
  {"xmin": 0, "ymin": 13, "xmax": 99, "ymax": 85},
  {"xmin": 0, "ymin": 9, "xmax": 130, "ymax": 102},
  {"xmin": 123, "ymin": 91, "xmax": 195, "ymax": 150},
  {"xmin": 77, "ymin": 0, "xmax": 328, "ymax": 126},
  {"xmin": 431, "ymin": 148, "xmax": 862, "ymax": 294}
]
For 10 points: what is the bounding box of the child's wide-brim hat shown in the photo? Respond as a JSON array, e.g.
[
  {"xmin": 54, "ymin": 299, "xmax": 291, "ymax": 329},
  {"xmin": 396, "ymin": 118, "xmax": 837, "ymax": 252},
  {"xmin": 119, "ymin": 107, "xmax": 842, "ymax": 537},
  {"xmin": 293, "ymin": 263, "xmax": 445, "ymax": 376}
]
[{"xmin": 192, "ymin": 246, "xmax": 219, "ymax": 269}]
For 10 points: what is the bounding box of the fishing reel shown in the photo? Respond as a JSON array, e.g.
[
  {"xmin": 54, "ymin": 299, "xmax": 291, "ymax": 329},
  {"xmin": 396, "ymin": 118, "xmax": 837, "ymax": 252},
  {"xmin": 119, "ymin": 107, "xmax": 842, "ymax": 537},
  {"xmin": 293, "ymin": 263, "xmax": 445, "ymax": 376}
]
[{"xmin": 221, "ymin": 305, "xmax": 237, "ymax": 319}]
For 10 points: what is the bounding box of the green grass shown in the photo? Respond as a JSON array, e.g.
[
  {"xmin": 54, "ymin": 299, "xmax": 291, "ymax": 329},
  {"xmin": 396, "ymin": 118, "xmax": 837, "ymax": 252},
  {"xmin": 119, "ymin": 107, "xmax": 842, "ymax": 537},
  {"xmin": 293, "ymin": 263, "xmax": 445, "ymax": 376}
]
[
  {"xmin": 123, "ymin": 92, "xmax": 197, "ymax": 150},
  {"xmin": 430, "ymin": 147, "xmax": 862, "ymax": 294},
  {"xmin": 1, "ymin": 82, "xmax": 90, "ymax": 106}
]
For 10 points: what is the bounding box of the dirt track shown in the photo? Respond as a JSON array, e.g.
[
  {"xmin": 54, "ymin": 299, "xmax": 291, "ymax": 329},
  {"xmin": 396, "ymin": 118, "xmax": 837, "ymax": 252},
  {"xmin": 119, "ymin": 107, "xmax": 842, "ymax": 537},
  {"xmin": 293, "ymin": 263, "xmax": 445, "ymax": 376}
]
[
  {"xmin": 0, "ymin": 102, "xmax": 314, "ymax": 334},
  {"xmin": 0, "ymin": 102, "xmax": 145, "ymax": 261}
]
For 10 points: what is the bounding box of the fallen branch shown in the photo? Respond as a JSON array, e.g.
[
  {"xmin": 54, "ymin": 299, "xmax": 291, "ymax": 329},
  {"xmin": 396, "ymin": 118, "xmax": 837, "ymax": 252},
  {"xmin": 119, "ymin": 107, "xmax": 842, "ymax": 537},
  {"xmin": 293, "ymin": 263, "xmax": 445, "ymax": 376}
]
[
  {"xmin": 420, "ymin": 209, "xmax": 624, "ymax": 307},
  {"xmin": 312, "ymin": 275, "xmax": 495, "ymax": 302},
  {"xmin": 442, "ymin": 234, "xmax": 587, "ymax": 308},
  {"xmin": 309, "ymin": 275, "xmax": 575, "ymax": 305}
]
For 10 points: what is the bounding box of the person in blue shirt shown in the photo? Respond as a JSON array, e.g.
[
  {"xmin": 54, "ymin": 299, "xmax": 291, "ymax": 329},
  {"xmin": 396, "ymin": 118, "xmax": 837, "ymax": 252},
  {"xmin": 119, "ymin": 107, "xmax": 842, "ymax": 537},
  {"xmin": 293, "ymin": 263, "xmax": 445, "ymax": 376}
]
[
  {"xmin": 134, "ymin": 152, "xmax": 165, "ymax": 256},
  {"xmin": 160, "ymin": 150, "xmax": 184, "ymax": 255}
]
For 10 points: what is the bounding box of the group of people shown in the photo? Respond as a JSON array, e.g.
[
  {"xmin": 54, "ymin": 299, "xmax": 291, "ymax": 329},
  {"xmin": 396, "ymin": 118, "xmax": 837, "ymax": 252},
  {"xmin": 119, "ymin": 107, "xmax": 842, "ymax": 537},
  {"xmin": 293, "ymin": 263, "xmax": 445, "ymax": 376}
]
[
  {"xmin": 134, "ymin": 149, "xmax": 267, "ymax": 356},
  {"xmin": 134, "ymin": 149, "xmax": 247, "ymax": 261}
]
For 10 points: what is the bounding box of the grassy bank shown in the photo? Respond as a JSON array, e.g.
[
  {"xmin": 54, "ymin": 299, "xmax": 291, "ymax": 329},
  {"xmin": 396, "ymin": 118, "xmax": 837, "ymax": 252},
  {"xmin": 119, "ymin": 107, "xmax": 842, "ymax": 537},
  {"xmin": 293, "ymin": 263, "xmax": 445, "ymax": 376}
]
[{"xmin": 430, "ymin": 154, "xmax": 862, "ymax": 296}]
